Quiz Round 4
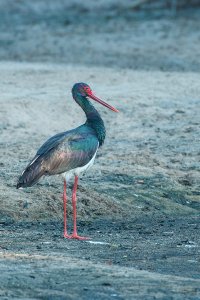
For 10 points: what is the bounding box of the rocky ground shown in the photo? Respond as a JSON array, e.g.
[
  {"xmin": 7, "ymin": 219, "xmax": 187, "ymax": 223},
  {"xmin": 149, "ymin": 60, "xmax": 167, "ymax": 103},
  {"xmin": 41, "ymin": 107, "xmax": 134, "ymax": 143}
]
[{"xmin": 0, "ymin": 1, "xmax": 200, "ymax": 299}]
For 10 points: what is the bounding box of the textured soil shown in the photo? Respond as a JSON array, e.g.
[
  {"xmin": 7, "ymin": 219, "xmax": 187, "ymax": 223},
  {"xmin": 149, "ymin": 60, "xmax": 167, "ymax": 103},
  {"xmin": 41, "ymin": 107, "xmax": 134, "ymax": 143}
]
[
  {"xmin": 1, "ymin": 216, "xmax": 200, "ymax": 299},
  {"xmin": 0, "ymin": 1, "xmax": 200, "ymax": 299}
]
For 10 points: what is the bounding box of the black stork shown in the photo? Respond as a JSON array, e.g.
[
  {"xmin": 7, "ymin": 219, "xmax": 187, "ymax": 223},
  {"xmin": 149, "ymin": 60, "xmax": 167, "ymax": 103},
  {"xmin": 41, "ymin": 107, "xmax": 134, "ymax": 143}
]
[{"xmin": 17, "ymin": 83, "xmax": 119, "ymax": 240}]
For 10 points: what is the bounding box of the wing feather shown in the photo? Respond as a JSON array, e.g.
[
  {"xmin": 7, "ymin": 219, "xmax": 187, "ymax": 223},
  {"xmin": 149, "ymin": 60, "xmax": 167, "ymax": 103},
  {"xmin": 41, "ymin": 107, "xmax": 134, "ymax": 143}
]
[
  {"xmin": 17, "ymin": 125, "xmax": 99, "ymax": 188},
  {"xmin": 34, "ymin": 125, "xmax": 99, "ymax": 175},
  {"xmin": 43, "ymin": 133, "xmax": 99, "ymax": 175}
]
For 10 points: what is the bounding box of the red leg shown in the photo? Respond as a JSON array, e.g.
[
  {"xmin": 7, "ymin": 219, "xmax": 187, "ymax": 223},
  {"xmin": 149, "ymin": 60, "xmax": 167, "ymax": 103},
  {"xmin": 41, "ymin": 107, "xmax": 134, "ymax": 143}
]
[
  {"xmin": 69, "ymin": 176, "xmax": 89, "ymax": 240},
  {"xmin": 63, "ymin": 179, "xmax": 71, "ymax": 239}
]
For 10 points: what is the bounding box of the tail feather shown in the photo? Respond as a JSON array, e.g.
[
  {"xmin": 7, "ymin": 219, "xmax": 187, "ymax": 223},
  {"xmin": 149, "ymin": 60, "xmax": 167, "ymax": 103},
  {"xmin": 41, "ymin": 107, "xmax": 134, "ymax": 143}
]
[{"xmin": 16, "ymin": 158, "xmax": 45, "ymax": 189}]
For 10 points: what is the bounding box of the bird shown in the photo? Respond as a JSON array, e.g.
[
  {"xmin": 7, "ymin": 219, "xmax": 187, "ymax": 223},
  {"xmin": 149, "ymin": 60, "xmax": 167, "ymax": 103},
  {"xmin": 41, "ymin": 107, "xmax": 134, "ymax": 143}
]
[{"xmin": 17, "ymin": 83, "xmax": 119, "ymax": 240}]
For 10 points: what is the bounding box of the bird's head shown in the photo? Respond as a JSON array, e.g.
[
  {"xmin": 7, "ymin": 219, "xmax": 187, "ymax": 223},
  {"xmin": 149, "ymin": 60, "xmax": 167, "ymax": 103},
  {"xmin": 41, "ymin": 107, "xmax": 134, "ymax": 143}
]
[{"xmin": 72, "ymin": 82, "xmax": 119, "ymax": 112}]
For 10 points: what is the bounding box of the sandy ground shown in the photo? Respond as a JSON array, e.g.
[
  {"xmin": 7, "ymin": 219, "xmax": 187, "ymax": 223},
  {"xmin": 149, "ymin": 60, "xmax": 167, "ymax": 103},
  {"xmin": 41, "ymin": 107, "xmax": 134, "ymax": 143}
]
[
  {"xmin": 1, "ymin": 217, "xmax": 200, "ymax": 299},
  {"xmin": 1, "ymin": 62, "xmax": 200, "ymax": 220},
  {"xmin": 0, "ymin": 1, "xmax": 200, "ymax": 299},
  {"xmin": 1, "ymin": 62, "xmax": 200, "ymax": 299}
]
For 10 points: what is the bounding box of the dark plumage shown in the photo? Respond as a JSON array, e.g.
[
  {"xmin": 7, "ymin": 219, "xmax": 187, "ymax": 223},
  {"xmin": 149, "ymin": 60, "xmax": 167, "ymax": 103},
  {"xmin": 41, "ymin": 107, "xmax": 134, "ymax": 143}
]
[
  {"xmin": 17, "ymin": 82, "xmax": 118, "ymax": 239},
  {"xmin": 17, "ymin": 126, "xmax": 99, "ymax": 188}
]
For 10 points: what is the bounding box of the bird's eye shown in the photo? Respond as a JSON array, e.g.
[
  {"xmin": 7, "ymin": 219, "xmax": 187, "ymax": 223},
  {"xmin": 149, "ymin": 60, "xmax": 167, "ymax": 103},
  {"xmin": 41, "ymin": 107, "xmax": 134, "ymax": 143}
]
[{"xmin": 84, "ymin": 87, "xmax": 90, "ymax": 93}]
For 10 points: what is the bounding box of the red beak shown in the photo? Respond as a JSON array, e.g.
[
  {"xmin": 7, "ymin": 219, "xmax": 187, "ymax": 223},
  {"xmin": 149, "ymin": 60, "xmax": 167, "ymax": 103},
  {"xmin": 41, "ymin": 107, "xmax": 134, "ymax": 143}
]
[{"xmin": 87, "ymin": 92, "xmax": 119, "ymax": 113}]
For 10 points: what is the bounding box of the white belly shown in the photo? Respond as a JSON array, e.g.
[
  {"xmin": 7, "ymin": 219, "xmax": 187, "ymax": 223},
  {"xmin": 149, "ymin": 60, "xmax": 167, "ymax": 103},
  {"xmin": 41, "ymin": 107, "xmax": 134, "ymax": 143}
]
[{"xmin": 62, "ymin": 149, "xmax": 98, "ymax": 182}]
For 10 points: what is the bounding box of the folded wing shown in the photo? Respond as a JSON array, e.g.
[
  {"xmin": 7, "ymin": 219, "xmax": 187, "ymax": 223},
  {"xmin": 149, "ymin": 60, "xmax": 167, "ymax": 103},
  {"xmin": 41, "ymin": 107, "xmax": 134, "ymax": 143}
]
[{"xmin": 17, "ymin": 126, "xmax": 99, "ymax": 188}]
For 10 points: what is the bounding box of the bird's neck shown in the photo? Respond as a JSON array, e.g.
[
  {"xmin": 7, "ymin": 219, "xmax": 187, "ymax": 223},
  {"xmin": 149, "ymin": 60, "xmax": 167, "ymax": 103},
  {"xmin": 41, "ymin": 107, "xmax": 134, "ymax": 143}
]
[{"xmin": 74, "ymin": 94, "xmax": 106, "ymax": 146}]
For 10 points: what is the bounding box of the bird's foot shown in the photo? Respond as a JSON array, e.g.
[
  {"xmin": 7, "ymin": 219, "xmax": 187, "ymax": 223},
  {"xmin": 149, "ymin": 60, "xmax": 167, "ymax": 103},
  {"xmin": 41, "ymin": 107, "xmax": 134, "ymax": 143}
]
[
  {"xmin": 63, "ymin": 232, "xmax": 72, "ymax": 239},
  {"xmin": 71, "ymin": 234, "xmax": 90, "ymax": 240},
  {"xmin": 64, "ymin": 233, "xmax": 90, "ymax": 240}
]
